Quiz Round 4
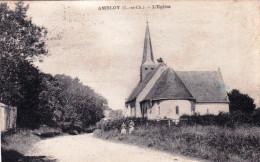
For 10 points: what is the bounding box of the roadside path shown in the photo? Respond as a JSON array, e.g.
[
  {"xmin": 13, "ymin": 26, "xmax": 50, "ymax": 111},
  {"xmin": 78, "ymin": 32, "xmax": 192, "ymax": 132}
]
[{"xmin": 27, "ymin": 133, "xmax": 205, "ymax": 162}]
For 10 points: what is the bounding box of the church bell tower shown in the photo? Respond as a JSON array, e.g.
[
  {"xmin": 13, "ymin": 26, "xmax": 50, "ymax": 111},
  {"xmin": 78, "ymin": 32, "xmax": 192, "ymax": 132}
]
[{"xmin": 140, "ymin": 22, "xmax": 156, "ymax": 82}]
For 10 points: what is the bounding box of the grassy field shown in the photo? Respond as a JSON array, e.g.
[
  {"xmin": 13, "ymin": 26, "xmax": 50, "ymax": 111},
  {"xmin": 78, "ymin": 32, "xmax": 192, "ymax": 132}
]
[
  {"xmin": 94, "ymin": 119, "xmax": 260, "ymax": 162},
  {"xmin": 1, "ymin": 126, "xmax": 62, "ymax": 161}
]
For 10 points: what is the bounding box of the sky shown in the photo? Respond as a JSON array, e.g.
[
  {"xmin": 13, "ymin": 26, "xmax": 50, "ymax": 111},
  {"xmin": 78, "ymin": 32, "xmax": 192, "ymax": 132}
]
[{"xmin": 6, "ymin": 0, "xmax": 259, "ymax": 109}]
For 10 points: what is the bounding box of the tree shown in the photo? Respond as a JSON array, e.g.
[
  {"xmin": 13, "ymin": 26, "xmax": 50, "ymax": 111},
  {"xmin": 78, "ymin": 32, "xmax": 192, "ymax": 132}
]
[
  {"xmin": 39, "ymin": 74, "xmax": 107, "ymax": 131},
  {"xmin": 228, "ymin": 89, "xmax": 256, "ymax": 114},
  {"xmin": 0, "ymin": 2, "xmax": 48, "ymax": 104},
  {"xmin": 16, "ymin": 61, "xmax": 42, "ymax": 127},
  {"xmin": 0, "ymin": 2, "xmax": 48, "ymax": 61},
  {"xmin": 0, "ymin": 2, "xmax": 48, "ymax": 127},
  {"xmin": 38, "ymin": 73, "xmax": 62, "ymax": 126}
]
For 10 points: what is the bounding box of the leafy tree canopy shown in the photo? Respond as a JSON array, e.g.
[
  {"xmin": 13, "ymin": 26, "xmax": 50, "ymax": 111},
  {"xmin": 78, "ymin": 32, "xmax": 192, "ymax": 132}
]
[
  {"xmin": 228, "ymin": 89, "xmax": 256, "ymax": 114},
  {"xmin": 0, "ymin": 2, "xmax": 48, "ymax": 106},
  {"xmin": 39, "ymin": 74, "xmax": 107, "ymax": 130},
  {"xmin": 0, "ymin": 1, "xmax": 48, "ymax": 62}
]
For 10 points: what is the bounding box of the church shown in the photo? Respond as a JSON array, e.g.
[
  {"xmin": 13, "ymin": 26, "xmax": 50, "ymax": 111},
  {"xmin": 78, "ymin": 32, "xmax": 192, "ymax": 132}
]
[{"xmin": 124, "ymin": 23, "xmax": 229, "ymax": 119}]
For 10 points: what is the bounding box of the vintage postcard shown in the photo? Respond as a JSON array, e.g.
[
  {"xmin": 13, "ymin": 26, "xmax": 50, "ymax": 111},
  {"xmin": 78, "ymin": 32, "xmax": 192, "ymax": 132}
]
[{"xmin": 1, "ymin": 0, "xmax": 259, "ymax": 161}]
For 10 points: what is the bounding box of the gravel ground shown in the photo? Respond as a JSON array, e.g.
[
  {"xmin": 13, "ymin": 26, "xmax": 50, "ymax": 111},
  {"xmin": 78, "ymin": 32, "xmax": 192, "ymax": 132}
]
[{"xmin": 27, "ymin": 133, "xmax": 206, "ymax": 162}]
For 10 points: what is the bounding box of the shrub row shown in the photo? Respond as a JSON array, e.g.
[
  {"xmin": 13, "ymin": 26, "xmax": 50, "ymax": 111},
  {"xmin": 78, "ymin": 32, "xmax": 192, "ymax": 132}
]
[
  {"xmin": 96, "ymin": 117, "xmax": 145, "ymax": 131},
  {"xmin": 96, "ymin": 112, "xmax": 260, "ymax": 133},
  {"xmin": 180, "ymin": 112, "xmax": 260, "ymax": 127},
  {"xmin": 96, "ymin": 117, "xmax": 182, "ymax": 131}
]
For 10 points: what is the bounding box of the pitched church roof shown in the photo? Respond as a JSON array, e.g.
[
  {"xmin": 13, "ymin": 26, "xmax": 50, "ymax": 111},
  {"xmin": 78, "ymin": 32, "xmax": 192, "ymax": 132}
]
[
  {"xmin": 126, "ymin": 65, "xmax": 161, "ymax": 103},
  {"xmin": 140, "ymin": 68, "xmax": 229, "ymax": 103},
  {"xmin": 176, "ymin": 71, "xmax": 228, "ymax": 103},
  {"xmin": 143, "ymin": 68, "xmax": 194, "ymax": 101}
]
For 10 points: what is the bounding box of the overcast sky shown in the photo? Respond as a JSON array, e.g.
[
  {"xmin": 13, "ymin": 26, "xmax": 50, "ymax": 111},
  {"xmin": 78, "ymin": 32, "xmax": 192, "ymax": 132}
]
[{"xmin": 7, "ymin": 0, "xmax": 259, "ymax": 109}]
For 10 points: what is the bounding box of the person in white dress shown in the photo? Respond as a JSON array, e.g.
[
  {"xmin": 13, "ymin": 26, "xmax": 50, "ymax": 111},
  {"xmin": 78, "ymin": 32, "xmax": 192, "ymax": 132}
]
[
  {"xmin": 121, "ymin": 122, "xmax": 126, "ymax": 135},
  {"xmin": 129, "ymin": 120, "xmax": 135, "ymax": 134}
]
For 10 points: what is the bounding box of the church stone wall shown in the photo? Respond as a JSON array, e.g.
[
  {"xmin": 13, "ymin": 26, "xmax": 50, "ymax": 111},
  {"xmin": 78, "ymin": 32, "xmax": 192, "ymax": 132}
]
[
  {"xmin": 147, "ymin": 100, "xmax": 192, "ymax": 120},
  {"xmin": 135, "ymin": 66, "xmax": 168, "ymax": 117},
  {"xmin": 195, "ymin": 103, "xmax": 229, "ymax": 115}
]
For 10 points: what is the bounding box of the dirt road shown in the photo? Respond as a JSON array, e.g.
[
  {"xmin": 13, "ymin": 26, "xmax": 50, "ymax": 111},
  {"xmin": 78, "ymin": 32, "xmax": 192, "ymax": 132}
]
[{"xmin": 27, "ymin": 133, "xmax": 205, "ymax": 162}]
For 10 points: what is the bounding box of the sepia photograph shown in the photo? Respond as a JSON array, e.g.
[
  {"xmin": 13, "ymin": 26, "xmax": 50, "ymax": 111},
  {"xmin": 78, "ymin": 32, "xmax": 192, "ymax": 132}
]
[{"xmin": 1, "ymin": 0, "xmax": 259, "ymax": 161}]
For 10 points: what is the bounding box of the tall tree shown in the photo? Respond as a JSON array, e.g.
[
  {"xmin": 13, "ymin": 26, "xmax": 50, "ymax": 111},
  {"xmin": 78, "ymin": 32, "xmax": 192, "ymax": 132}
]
[
  {"xmin": 39, "ymin": 74, "xmax": 106, "ymax": 131},
  {"xmin": 228, "ymin": 89, "xmax": 256, "ymax": 114},
  {"xmin": 38, "ymin": 73, "xmax": 62, "ymax": 126},
  {"xmin": 0, "ymin": 2, "xmax": 48, "ymax": 103},
  {"xmin": 0, "ymin": 2, "xmax": 48, "ymax": 127}
]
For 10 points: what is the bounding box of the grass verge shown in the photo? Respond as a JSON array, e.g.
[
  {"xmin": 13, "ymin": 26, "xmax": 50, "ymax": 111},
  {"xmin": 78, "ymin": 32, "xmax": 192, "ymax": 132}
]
[
  {"xmin": 1, "ymin": 126, "xmax": 62, "ymax": 162},
  {"xmin": 94, "ymin": 121, "xmax": 260, "ymax": 162}
]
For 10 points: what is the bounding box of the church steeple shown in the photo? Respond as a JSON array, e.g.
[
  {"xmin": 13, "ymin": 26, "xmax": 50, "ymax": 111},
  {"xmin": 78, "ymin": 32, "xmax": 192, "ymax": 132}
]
[
  {"xmin": 142, "ymin": 22, "xmax": 154, "ymax": 64},
  {"xmin": 140, "ymin": 22, "xmax": 156, "ymax": 82}
]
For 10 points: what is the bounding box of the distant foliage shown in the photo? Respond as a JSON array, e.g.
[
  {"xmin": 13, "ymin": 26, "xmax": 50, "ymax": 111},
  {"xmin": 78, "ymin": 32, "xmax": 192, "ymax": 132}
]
[
  {"xmin": 108, "ymin": 110, "xmax": 123, "ymax": 119},
  {"xmin": 39, "ymin": 74, "xmax": 107, "ymax": 132},
  {"xmin": 228, "ymin": 89, "xmax": 256, "ymax": 114}
]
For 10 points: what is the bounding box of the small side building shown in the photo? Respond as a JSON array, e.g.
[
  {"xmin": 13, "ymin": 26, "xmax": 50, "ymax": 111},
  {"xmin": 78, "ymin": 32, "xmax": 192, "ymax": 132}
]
[{"xmin": 0, "ymin": 102, "xmax": 17, "ymax": 131}]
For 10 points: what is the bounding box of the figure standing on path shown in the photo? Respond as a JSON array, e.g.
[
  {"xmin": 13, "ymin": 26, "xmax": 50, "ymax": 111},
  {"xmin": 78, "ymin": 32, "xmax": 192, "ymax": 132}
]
[
  {"xmin": 121, "ymin": 122, "xmax": 126, "ymax": 135},
  {"xmin": 129, "ymin": 120, "xmax": 135, "ymax": 134}
]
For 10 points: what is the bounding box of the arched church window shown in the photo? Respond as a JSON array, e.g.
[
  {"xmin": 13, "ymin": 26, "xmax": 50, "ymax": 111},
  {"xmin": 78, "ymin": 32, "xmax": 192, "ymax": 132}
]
[
  {"xmin": 151, "ymin": 68, "xmax": 154, "ymax": 70},
  {"xmin": 145, "ymin": 68, "xmax": 148, "ymax": 70}
]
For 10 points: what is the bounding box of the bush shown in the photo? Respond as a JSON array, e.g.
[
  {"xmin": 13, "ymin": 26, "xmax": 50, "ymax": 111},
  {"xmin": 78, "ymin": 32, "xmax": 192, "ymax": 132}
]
[
  {"xmin": 96, "ymin": 118, "xmax": 132, "ymax": 131},
  {"xmin": 228, "ymin": 89, "xmax": 256, "ymax": 114},
  {"xmin": 32, "ymin": 126, "xmax": 62, "ymax": 138},
  {"xmin": 180, "ymin": 112, "xmax": 260, "ymax": 127},
  {"xmin": 96, "ymin": 117, "xmax": 175, "ymax": 132}
]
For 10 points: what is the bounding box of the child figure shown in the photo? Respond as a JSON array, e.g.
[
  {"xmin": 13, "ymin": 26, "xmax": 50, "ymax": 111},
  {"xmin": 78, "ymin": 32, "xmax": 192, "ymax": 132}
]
[
  {"xmin": 129, "ymin": 120, "xmax": 135, "ymax": 134},
  {"xmin": 121, "ymin": 122, "xmax": 126, "ymax": 135}
]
